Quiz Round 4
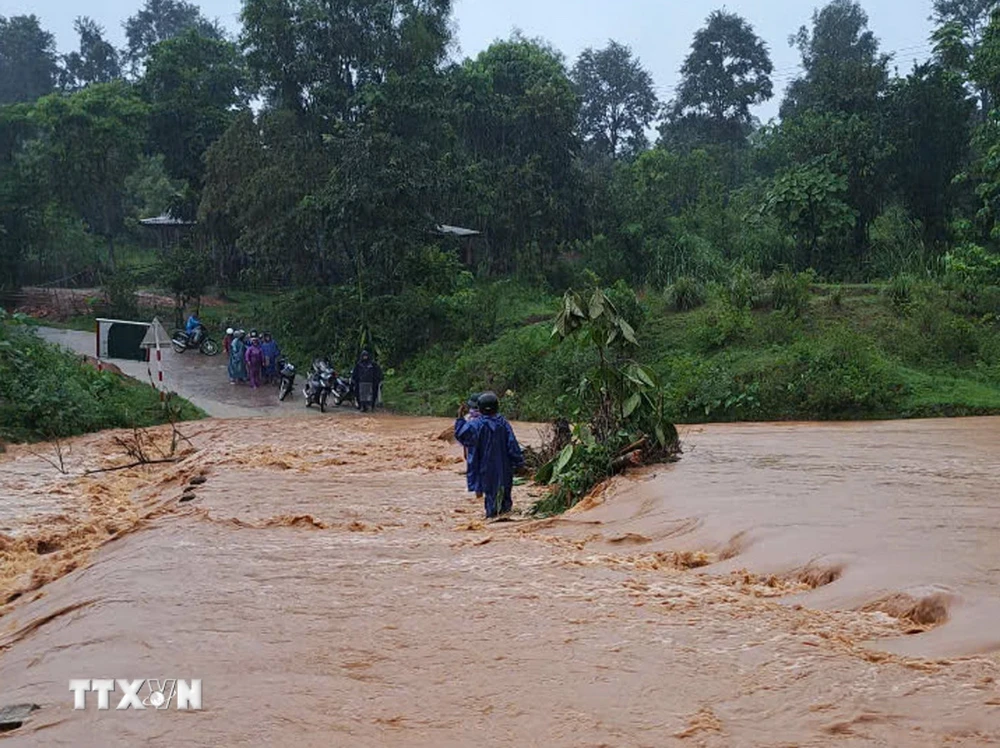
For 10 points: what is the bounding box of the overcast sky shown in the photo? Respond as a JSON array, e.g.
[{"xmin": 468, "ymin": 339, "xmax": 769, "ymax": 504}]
[{"xmin": 8, "ymin": 0, "xmax": 936, "ymax": 121}]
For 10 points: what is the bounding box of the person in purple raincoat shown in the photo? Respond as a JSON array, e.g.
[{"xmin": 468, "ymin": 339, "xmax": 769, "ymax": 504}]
[{"xmin": 245, "ymin": 337, "xmax": 265, "ymax": 389}]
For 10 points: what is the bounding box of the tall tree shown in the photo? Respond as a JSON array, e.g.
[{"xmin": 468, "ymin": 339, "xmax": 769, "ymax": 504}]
[
  {"xmin": 781, "ymin": 0, "xmax": 890, "ymax": 119},
  {"xmin": 933, "ymin": 0, "xmax": 1000, "ymax": 47},
  {"xmin": 451, "ymin": 36, "xmax": 580, "ymax": 273},
  {"xmin": 143, "ymin": 29, "xmax": 247, "ymax": 202},
  {"xmin": 889, "ymin": 62, "xmax": 975, "ymax": 244},
  {"xmin": 124, "ymin": 0, "xmax": 221, "ymax": 73},
  {"xmin": 0, "ymin": 15, "xmax": 58, "ymax": 104},
  {"xmin": 664, "ymin": 10, "xmax": 773, "ymax": 148},
  {"xmin": 61, "ymin": 17, "xmax": 121, "ymax": 90},
  {"xmin": 241, "ymin": 0, "xmax": 452, "ymax": 117},
  {"xmin": 571, "ymin": 41, "xmax": 657, "ymax": 160},
  {"xmin": 31, "ymin": 82, "xmax": 149, "ymax": 268}
]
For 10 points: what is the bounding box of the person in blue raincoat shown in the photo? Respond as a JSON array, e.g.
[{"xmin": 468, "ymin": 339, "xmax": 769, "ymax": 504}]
[
  {"xmin": 228, "ymin": 330, "xmax": 248, "ymax": 384},
  {"xmin": 454, "ymin": 391, "xmax": 524, "ymax": 519},
  {"xmin": 185, "ymin": 313, "xmax": 204, "ymax": 345},
  {"xmin": 261, "ymin": 332, "xmax": 280, "ymax": 384},
  {"xmin": 462, "ymin": 394, "xmax": 483, "ymax": 498}
]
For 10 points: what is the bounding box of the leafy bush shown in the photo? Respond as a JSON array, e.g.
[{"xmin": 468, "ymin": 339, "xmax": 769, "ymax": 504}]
[
  {"xmin": 727, "ymin": 266, "xmax": 767, "ymax": 310},
  {"xmin": 869, "ymin": 205, "xmax": 932, "ymax": 279},
  {"xmin": 0, "ymin": 313, "xmax": 202, "ymax": 442},
  {"xmin": 884, "ymin": 273, "xmax": 916, "ymax": 314},
  {"xmin": 769, "ymin": 269, "xmax": 813, "ymax": 317},
  {"xmin": 667, "ymin": 276, "xmax": 707, "ymax": 312}
]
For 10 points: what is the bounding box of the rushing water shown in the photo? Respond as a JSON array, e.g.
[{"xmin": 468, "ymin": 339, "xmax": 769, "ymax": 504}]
[{"xmin": 3, "ymin": 406, "xmax": 1000, "ymax": 743}]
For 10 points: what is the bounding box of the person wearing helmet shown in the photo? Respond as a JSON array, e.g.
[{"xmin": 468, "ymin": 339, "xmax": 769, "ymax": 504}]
[
  {"xmin": 223, "ymin": 328, "xmax": 235, "ymax": 356},
  {"xmin": 351, "ymin": 350, "xmax": 383, "ymax": 412},
  {"xmin": 455, "ymin": 391, "xmax": 524, "ymax": 519},
  {"xmin": 463, "ymin": 394, "xmax": 483, "ymax": 498}
]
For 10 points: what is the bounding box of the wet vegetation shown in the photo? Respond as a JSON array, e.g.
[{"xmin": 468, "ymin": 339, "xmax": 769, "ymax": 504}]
[
  {"xmin": 4, "ymin": 0, "xmax": 1000, "ymax": 448},
  {"xmin": 0, "ymin": 312, "xmax": 203, "ymax": 443}
]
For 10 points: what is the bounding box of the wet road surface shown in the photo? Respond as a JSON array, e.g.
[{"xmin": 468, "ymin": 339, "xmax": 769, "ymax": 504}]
[
  {"xmin": 36, "ymin": 326, "xmax": 312, "ymax": 419},
  {"xmin": 2, "ymin": 414, "xmax": 1000, "ymax": 745}
]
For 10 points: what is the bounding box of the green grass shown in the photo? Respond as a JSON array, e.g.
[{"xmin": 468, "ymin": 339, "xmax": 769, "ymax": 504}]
[
  {"xmin": 386, "ymin": 281, "xmax": 1000, "ymax": 423},
  {"xmin": 28, "ymin": 278, "xmax": 1000, "ymax": 425},
  {"xmin": 1, "ymin": 318, "xmax": 205, "ymax": 443}
]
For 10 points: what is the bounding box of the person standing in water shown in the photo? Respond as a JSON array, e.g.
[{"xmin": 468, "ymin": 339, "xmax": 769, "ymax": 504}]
[
  {"xmin": 463, "ymin": 394, "xmax": 483, "ymax": 499},
  {"xmin": 245, "ymin": 336, "xmax": 265, "ymax": 389},
  {"xmin": 455, "ymin": 391, "xmax": 524, "ymax": 519}
]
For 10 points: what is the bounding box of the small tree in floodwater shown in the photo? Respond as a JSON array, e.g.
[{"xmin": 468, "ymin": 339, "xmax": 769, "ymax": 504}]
[{"xmin": 531, "ymin": 284, "xmax": 680, "ymax": 516}]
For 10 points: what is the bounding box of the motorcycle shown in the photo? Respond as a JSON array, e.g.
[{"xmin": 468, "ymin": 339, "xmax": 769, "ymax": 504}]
[
  {"xmin": 277, "ymin": 359, "xmax": 296, "ymax": 402},
  {"xmin": 303, "ymin": 359, "xmax": 336, "ymax": 413},
  {"xmin": 331, "ymin": 374, "xmax": 354, "ymax": 407},
  {"xmin": 171, "ymin": 328, "xmax": 220, "ymax": 356}
]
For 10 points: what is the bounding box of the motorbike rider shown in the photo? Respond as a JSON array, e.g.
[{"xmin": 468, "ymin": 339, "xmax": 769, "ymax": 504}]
[
  {"xmin": 351, "ymin": 350, "xmax": 382, "ymax": 413},
  {"xmin": 185, "ymin": 313, "xmax": 204, "ymax": 345}
]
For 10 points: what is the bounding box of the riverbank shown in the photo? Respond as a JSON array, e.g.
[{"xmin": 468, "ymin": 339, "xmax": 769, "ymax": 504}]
[{"xmin": 1, "ymin": 415, "xmax": 999, "ymax": 745}]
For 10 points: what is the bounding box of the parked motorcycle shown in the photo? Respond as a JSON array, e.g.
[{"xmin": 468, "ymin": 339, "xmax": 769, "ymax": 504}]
[
  {"xmin": 277, "ymin": 359, "xmax": 296, "ymax": 401},
  {"xmin": 331, "ymin": 373, "xmax": 354, "ymax": 407},
  {"xmin": 303, "ymin": 359, "xmax": 336, "ymax": 413},
  {"xmin": 170, "ymin": 328, "xmax": 220, "ymax": 356}
]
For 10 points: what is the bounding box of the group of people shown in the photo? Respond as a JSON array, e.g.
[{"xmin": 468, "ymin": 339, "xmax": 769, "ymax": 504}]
[
  {"xmin": 455, "ymin": 391, "xmax": 524, "ymax": 519},
  {"xmin": 224, "ymin": 328, "xmax": 282, "ymax": 389}
]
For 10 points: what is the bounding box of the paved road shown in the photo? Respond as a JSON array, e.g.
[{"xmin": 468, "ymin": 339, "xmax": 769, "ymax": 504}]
[{"xmin": 36, "ymin": 326, "xmax": 318, "ymax": 419}]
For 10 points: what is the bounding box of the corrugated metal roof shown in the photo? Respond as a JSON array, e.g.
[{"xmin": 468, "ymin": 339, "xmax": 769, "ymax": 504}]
[
  {"xmin": 140, "ymin": 214, "xmax": 196, "ymax": 226},
  {"xmin": 435, "ymin": 224, "xmax": 481, "ymax": 237}
]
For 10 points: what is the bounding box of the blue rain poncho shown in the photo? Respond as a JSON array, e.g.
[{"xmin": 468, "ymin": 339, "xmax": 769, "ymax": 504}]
[{"xmin": 455, "ymin": 414, "xmax": 524, "ymax": 518}]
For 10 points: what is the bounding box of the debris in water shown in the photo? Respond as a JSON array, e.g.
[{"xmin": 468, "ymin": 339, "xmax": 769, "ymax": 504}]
[
  {"xmin": 0, "ymin": 703, "xmax": 39, "ymax": 732},
  {"xmin": 188, "ymin": 476, "xmax": 208, "ymax": 486},
  {"xmin": 180, "ymin": 492, "xmax": 197, "ymax": 503}
]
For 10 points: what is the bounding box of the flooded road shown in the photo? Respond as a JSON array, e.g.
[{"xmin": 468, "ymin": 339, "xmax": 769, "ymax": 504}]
[
  {"xmin": 3, "ymin": 414, "xmax": 1000, "ymax": 745},
  {"xmin": 36, "ymin": 326, "xmax": 309, "ymax": 419}
]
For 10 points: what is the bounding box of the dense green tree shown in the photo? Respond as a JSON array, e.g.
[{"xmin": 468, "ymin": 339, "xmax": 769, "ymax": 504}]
[
  {"xmin": 142, "ymin": 29, "xmax": 247, "ymax": 197},
  {"xmin": 889, "ymin": 62, "xmax": 975, "ymax": 244},
  {"xmin": 664, "ymin": 10, "xmax": 773, "ymax": 148},
  {"xmin": 761, "ymin": 162, "xmax": 856, "ymax": 269},
  {"xmin": 124, "ymin": 0, "xmax": 221, "ymax": 73},
  {"xmin": 571, "ymin": 41, "xmax": 658, "ymax": 160},
  {"xmin": 61, "ymin": 17, "xmax": 121, "ymax": 90},
  {"xmin": 933, "ymin": 0, "xmax": 1000, "ymax": 47},
  {"xmin": 241, "ymin": 0, "xmax": 451, "ymax": 117},
  {"xmin": 451, "ymin": 36, "xmax": 580, "ymax": 274},
  {"xmin": 31, "ymin": 82, "xmax": 149, "ymax": 268},
  {"xmin": 0, "ymin": 15, "xmax": 58, "ymax": 104},
  {"xmin": 781, "ymin": 0, "xmax": 890, "ymax": 119}
]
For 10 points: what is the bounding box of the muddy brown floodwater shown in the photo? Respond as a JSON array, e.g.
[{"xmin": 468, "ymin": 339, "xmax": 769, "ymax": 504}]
[{"xmin": 2, "ymin": 415, "xmax": 1000, "ymax": 746}]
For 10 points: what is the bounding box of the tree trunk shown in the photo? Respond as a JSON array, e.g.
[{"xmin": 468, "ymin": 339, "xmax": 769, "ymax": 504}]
[{"xmin": 106, "ymin": 235, "xmax": 116, "ymax": 271}]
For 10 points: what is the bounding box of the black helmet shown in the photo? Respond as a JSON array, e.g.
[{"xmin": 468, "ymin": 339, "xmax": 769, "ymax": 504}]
[
  {"xmin": 249, "ymin": 329, "xmax": 259, "ymax": 338},
  {"xmin": 467, "ymin": 393, "xmax": 481, "ymax": 410},
  {"xmin": 478, "ymin": 391, "xmax": 499, "ymax": 415},
  {"xmin": 361, "ymin": 350, "xmax": 370, "ymax": 360}
]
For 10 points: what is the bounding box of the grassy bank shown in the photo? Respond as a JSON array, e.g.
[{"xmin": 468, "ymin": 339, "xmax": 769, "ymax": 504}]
[
  {"xmin": 23, "ymin": 276, "xmax": 1000, "ymax": 426},
  {"xmin": 384, "ymin": 280, "xmax": 1000, "ymax": 423},
  {"xmin": 1, "ymin": 314, "xmax": 204, "ymax": 443}
]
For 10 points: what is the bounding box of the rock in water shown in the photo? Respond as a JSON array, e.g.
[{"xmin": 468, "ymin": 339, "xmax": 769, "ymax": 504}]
[{"xmin": 0, "ymin": 704, "xmax": 39, "ymax": 732}]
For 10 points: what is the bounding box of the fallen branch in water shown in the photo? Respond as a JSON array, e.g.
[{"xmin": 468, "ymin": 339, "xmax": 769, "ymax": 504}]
[{"xmin": 84, "ymin": 458, "xmax": 178, "ymax": 475}]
